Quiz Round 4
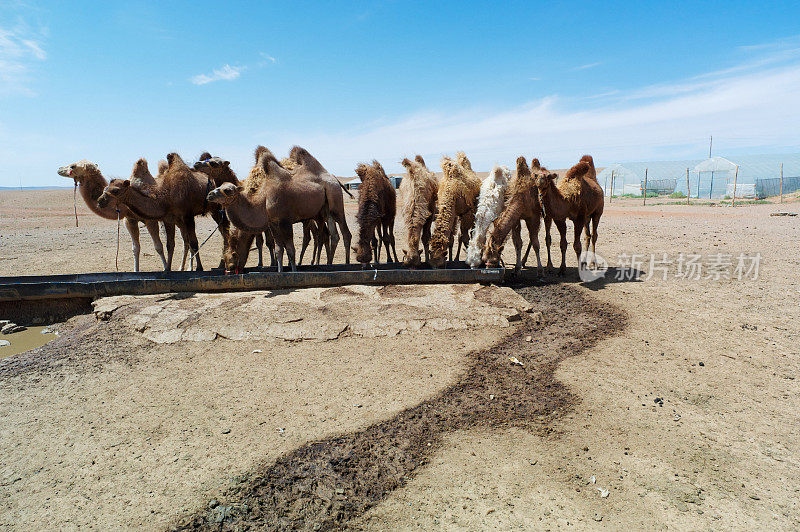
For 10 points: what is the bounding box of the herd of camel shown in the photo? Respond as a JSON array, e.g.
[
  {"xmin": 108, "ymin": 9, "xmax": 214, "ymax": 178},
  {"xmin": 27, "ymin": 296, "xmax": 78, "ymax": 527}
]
[{"xmin": 57, "ymin": 146, "xmax": 604, "ymax": 276}]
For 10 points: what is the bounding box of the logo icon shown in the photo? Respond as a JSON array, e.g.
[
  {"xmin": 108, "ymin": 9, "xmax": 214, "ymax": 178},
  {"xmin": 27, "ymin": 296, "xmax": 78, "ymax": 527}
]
[{"xmin": 578, "ymin": 251, "xmax": 609, "ymax": 283}]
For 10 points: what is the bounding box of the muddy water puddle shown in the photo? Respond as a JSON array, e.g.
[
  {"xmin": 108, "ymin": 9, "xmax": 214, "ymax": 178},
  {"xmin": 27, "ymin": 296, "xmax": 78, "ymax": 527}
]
[{"xmin": 0, "ymin": 326, "xmax": 58, "ymax": 359}]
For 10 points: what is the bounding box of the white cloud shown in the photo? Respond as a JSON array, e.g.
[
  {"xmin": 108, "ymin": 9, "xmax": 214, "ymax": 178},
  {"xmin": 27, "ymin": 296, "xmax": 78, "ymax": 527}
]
[
  {"xmin": 0, "ymin": 25, "xmax": 46, "ymax": 95},
  {"xmin": 572, "ymin": 61, "xmax": 602, "ymax": 71},
  {"xmin": 271, "ymin": 57, "xmax": 800, "ymax": 175},
  {"xmin": 190, "ymin": 64, "xmax": 244, "ymax": 85},
  {"xmin": 259, "ymin": 52, "xmax": 276, "ymax": 65}
]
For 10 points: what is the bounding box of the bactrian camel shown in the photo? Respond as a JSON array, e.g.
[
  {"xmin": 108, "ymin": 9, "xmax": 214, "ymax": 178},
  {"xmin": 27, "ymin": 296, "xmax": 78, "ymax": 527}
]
[
  {"xmin": 97, "ymin": 153, "xmax": 227, "ymax": 271},
  {"xmin": 399, "ymin": 155, "xmax": 438, "ymax": 267},
  {"xmin": 287, "ymin": 146, "xmax": 352, "ymax": 264},
  {"xmin": 465, "ymin": 164, "xmax": 510, "ymax": 268},
  {"xmin": 208, "ymin": 147, "xmax": 329, "ymax": 272},
  {"xmin": 483, "ymin": 157, "xmax": 553, "ymax": 275},
  {"xmin": 352, "ymin": 160, "xmax": 398, "ymax": 266},
  {"xmin": 193, "ymin": 153, "xmax": 277, "ymax": 269},
  {"xmin": 428, "ymin": 152, "xmax": 481, "ymax": 268},
  {"xmin": 534, "ymin": 154, "xmax": 604, "ymax": 276},
  {"xmin": 57, "ymin": 159, "xmax": 170, "ymax": 272}
]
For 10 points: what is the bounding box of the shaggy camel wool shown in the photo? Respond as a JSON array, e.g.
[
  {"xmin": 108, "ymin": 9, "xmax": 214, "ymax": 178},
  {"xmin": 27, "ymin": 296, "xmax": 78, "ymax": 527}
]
[
  {"xmin": 465, "ymin": 164, "xmax": 510, "ymax": 268},
  {"xmin": 429, "ymin": 155, "xmax": 482, "ymax": 261},
  {"xmin": 399, "ymin": 158, "xmax": 438, "ymax": 235}
]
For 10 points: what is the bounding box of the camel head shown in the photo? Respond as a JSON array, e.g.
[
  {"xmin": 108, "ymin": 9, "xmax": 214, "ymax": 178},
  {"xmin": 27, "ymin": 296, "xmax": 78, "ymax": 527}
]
[
  {"xmin": 489, "ymin": 164, "xmax": 510, "ymax": 185},
  {"xmin": 57, "ymin": 160, "xmax": 99, "ymax": 183},
  {"xmin": 224, "ymin": 227, "xmax": 255, "ymax": 273},
  {"xmin": 414, "ymin": 154, "xmax": 426, "ymax": 168},
  {"xmin": 402, "ymin": 248, "xmax": 421, "ymax": 268},
  {"xmin": 193, "ymin": 156, "xmax": 229, "ymax": 171},
  {"xmin": 482, "ymin": 233, "xmax": 503, "ymax": 268},
  {"xmin": 97, "ymin": 179, "xmax": 131, "ymax": 208},
  {"xmin": 428, "ymin": 248, "xmax": 446, "ymax": 269},
  {"xmin": 206, "ymin": 182, "xmax": 241, "ymax": 207}
]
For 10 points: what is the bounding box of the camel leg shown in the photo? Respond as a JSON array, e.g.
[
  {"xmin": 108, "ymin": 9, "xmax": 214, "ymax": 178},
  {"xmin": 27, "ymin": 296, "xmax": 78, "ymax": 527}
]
[
  {"xmin": 555, "ymin": 219, "xmax": 568, "ymax": 276},
  {"xmin": 544, "ymin": 216, "xmax": 554, "ymax": 272},
  {"xmin": 263, "ymin": 231, "xmax": 276, "ymax": 268},
  {"xmin": 520, "ymin": 219, "xmax": 533, "ymax": 267},
  {"xmin": 184, "ymin": 216, "xmax": 203, "ymax": 271},
  {"xmin": 142, "ymin": 220, "xmax": 167, "ymax": 271},
  {"xmin": 526, "ymin": 216, "xmax": 542, "ymax": 278},
  {"xmin": 422, "ymin": 218, "xmax": 432, "ymax": 264},
  {"xmin": 572, "ymin": 216, "xmax": 585, "ymax": 273},
  {"xmin": 321, "ymin": 220, "xmax": 331, "ymax": 265},
  {"xmin": 163, "ymin": 222, "xmax": 176, "ymax": 272},
  {"xmin": 590, "ymin": 214, "xmax": 600, "ymax": 269},
  {"xmin": 122, "ymin": 217, "xmax": 141, "ymax": 272},
  {"xmin": 511, "ymin": 222, "xmax": 523, "ymax": 275},
  {"xmin": 255, "ymin": 233, "xmax": 264, "ymax": 268},
  {"xmin": 380, "ymin": 221, "xmax": 392, "ymax": 263},
  {"xmin": 178, "ymin": 224, "xmax": 190, "ymax": 271},
  {"xmin": 298, "ymin": 221, "xmax": 311, "ymax": 266},
  {"xmin": 211, "ymin": 210, "xmax": 229, "ymax": 270},
  {"xmin": 388, "ymin": 217, "xmax": 399, "ymax": 263},
  {"xmin": 583, "ymin": 220, "xmax": 592, "ymax": 269},
  {"xmin": 336, "ymin": 214, "xmax": 351, "ymax": 265},
  {"xmin": 280, "ymin": 222, "xmax": 297, "ymax": 272}
]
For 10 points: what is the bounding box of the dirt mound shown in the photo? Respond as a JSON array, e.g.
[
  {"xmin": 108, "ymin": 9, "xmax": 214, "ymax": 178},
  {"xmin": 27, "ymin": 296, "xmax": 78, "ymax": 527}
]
[{"xmin": 170, "ymin": 282, "xmax": 626, "ymax": 530}]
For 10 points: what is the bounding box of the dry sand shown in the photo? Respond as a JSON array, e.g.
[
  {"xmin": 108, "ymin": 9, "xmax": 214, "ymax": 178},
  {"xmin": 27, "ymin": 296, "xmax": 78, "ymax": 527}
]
[{"xmin": 1, "ymin": 188, "xmax": 799, "ymax": 530}]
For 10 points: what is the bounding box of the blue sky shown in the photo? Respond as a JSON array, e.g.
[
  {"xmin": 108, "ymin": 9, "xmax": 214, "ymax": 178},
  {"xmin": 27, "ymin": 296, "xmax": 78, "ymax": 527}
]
[{"xmin": 2, "ymin": 1, "xmax": 800, "ymax": 186}]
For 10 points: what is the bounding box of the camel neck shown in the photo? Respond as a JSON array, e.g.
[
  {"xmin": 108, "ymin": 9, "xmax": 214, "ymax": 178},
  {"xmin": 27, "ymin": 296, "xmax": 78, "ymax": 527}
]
[
  {"xmin": 119, "ymin": 186, "xmax": 169, "ymax": 220},
  {"xmin": 224, "ymin": 193, "xmax": 269, "ymax": 233},
  {"xmin": 78, "ymin": 169, "xmax": 126, "ymax": 220}
]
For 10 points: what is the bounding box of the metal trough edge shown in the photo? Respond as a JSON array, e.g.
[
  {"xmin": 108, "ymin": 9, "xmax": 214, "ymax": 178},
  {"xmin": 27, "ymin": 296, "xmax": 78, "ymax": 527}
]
[{"xmin": 0, "ymin": 265, "xmax": 505, "ymax": 302}]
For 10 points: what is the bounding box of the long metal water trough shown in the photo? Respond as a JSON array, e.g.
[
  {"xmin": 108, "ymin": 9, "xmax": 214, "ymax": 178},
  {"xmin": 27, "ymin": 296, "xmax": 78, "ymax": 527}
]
[{"xmin": 0, "ymin": 262, "xmax": 504, "ymax": 303}]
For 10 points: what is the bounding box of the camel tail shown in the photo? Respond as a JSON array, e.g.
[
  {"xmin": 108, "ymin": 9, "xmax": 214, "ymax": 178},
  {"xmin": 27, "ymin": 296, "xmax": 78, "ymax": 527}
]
[{"xmin": 338, "ymin": 179, "xmax": 354, "ymax": 198}]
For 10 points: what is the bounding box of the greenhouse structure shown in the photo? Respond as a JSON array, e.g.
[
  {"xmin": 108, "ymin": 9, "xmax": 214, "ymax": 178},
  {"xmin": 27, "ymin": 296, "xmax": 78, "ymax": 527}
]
[{"xmin": 595, "ymin": 153, "xmax": 800, "ymax": 199}]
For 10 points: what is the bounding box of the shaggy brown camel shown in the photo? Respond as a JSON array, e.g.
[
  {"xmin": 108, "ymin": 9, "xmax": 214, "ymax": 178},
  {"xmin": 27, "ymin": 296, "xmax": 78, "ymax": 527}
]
[
  {"xmin": 399, "ymin": 155, "xmax": 438, "ymax": 267},
  {"xmin": 192, "ymin": 154, "xmax": 278, "ymax": 268},
  {"xmin": 428, "ymin": 153, "xmax": 481, "ymax": 268},
  {"xmin": 208, "ymin": 148, "xmax": 329, "ymax": 272},
  {"xmin": 287, "ymin": 146, "xmax": 352, "ymax": 264},
  {"xmin": 482, "ymin": 157, "xmax": 554, "ymax": 276},
  {"xmin": 352, "ymin": 160, "xmax": 398, "ymax": 266},
  {"xmin": 534, "ymin": 155, "xmax": 604, "ymax": 276},
  {"xmin": 57, "ymin": 159, "xmax": 170, "ymax": 272},
  {"xmin": 97, "ymin": 153, "xmax": 225, "ymax": 271}
]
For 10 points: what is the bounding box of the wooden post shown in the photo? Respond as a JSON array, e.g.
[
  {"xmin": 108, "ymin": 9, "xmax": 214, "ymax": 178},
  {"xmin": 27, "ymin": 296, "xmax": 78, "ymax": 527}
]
[
  {"xmin": 732, "ymin": 165, "xmax": 739, "ymax": 207},
  {"xmin": 780, "ymin": 163, "xmax": 784, "ymax": 203},
  {"xmin": 686, "ymin": 168, "xmax": 690, "ymax": 205},
  {"xmin": 610, "ymin": 170, "xmax": 614, "ymax": 203},
  {"xmin": 643, "ymin": 168, "xmax": 648, "ymax": 206},
  {"xmin": 709, "ymin": 171, "xmax": 714, "ymax": 199}
]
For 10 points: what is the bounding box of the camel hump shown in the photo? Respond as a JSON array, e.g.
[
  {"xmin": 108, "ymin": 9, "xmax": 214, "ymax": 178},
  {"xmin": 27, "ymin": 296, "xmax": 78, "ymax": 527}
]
[
  {"xmin": 401, "ymin": 158, "xmax": 413, "ymax": 169},
  {"xmin": 371, "ymin": 160, "xmax": 386, "ymax": 175},
  {"xmin": 516, "ymin": 156, "xmax": 529, "ymax": 176},
  {"xmin": 166, "ymin": 152, "xmax": 189, "ymax": 170},
  {"xmin": 415, "ymin": 154, "xmax": 426, "ymax": 167},
  {"xmin": 456, "ymin": 151, "xmax": 472, "ymax": 171},
  {"xmin": 199, "ymin": 151, "xmax": 212, "ymax": 161},
  {"xmin": 355, "ymin": 163, "xmax": 369, "ymax": 178},
  {"xmin": 580, "ymin": 154, "xmax": 595, "ymax": 168},
  {"xmin": 257, "ymin": 149, "xmax": 282, "ymax": 174},
  {"xmin": 530, "ymin": 158, "xmax": 541, "ymax": 170},
  {"xmin": 566, "ymin": 161, "xmax": 591, "ymax": 180},
  {"xmin": 254, "ymin": 145, "xmax": 276, "ymax": 164}
]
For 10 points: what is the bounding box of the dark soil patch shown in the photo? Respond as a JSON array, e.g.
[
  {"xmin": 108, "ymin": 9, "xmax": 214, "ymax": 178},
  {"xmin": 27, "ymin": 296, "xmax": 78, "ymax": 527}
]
[{"xmin": 170, "ymin": 281, "xmax": 626, "ymax": 531}]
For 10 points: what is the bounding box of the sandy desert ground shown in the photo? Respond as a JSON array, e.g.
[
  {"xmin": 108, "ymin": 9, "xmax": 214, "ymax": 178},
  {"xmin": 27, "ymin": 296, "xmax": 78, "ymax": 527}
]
[{"xmin": 1, "ymin": 188, "xmax": 799, "ymax": 530}]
